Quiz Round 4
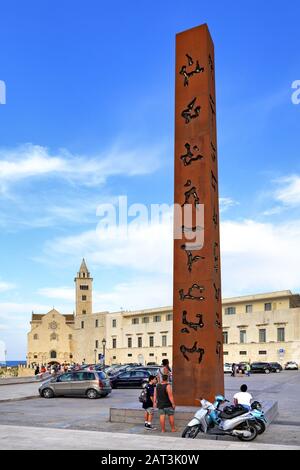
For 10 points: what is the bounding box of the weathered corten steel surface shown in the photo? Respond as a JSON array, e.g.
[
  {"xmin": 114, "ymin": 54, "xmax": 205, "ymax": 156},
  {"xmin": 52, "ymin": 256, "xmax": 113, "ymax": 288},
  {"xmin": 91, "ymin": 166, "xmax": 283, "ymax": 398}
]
[{"xmin": 173, "ymin": 24, "xmax": 224, "ymax": 406}]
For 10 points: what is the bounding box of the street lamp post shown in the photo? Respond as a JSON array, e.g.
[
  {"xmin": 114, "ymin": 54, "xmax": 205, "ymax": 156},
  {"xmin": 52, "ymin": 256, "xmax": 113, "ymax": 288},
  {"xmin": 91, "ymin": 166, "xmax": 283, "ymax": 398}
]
[{"xmin": 102, "ymin": 338, "xmax": 106, "ymax": 368}]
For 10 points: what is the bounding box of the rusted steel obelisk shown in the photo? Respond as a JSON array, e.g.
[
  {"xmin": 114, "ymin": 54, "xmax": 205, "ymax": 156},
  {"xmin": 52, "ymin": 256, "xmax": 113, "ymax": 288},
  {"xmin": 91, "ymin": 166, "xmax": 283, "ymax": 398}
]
[{"xmin": 173, "ymin": 24, "xmax": 224, "ymax": 406}]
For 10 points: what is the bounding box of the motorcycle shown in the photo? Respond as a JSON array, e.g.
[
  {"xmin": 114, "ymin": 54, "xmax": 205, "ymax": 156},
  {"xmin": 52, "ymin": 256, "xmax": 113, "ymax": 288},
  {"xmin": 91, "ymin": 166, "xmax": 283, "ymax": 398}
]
[
  {"xmin": 182, "ymin": 396, "xmax": 258, "ymax": 442},
  {"xmin": 250, "ymin": 401, "xmax": 267, "ymax": 435}
]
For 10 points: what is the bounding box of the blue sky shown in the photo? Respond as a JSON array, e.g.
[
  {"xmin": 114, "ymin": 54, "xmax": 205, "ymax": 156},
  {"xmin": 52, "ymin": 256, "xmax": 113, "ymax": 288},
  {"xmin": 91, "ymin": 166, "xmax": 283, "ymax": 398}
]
[{"xmin": 0, "ymin": 0, "xmax": 300, "ymax": 359}]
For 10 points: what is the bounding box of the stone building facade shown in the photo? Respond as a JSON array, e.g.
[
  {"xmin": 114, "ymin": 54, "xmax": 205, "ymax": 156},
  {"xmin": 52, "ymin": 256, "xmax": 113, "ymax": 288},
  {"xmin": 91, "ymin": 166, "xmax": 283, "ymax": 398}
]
[{"xmin": 27, "ymin": 260, "xmax": 300, "ymax": 367}]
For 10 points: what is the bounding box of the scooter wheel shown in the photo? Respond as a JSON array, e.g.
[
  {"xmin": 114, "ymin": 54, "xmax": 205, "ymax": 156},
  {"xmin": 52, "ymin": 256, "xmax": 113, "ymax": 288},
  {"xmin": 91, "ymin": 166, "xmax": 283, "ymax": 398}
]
[
  {"xmin": 255, "ymin": 420, "xmax": 266, "ymax": 435},
  {"xmin": 237, "ymin": 425, "xmax": 258, "ymax": 442},
  {"xmin": 182, "ymin": 425, "xmax": 200, "ymax": 439}
]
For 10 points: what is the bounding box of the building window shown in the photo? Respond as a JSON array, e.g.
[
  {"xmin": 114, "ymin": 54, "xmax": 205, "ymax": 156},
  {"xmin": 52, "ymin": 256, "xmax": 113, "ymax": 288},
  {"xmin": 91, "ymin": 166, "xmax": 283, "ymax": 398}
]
[
  {"xmin": 166, "ymin": 314, "xmax": 173, "ymax": 321},
  {"xmin": 50, "ymin": 350, "xmax": 57, "ymax": 359},
  {"xmin": 154, "ymin": 315, "xmax": 161, "ymax": 323},
  {"xmin": 142, "ymin": 317, "xmax": 149, "ymax": 324},
  {"xmin": 82, "ymin": 310, "xmax": 86, "ymax": 315},
  {"xmin": 50, "ymin": 333, "xmax": 57, "ymax": 341},
  {"xmin": 259, "ymin": 351, "xmax": 267, "ymax": 355},
  {"xmin": 264, "ymin": 303, "xmax": 272, "ymax": 311},
  {"xmin": 149, "ymin": 336, "xmax": 154, "ymax": 347},
  {"xmin": 223, "ymin": 332, "xmax": 228, "ymax": 345},
  {"xmin": 259, "ymin": 329, "xmax": 266, "ymax": 343},
  {"xmin": 246, "ymin": 304, "xmax": 253, "ymax": 313},
  {"xmin": 162, "ymin": 335, "xmax": 167, "ymax": 347},
  {"xmin": 82, "ymin": 295, "xmax": 87, "ymax": 301},
  {"xmin": 33, "ymin": 334, "xmax": 38, "ymax": 340},
  {"xmin": 68, "ymin": 334, "xmax": 72, "ymax": 340},
  {"xmin": 34, "ymin": 355, "xmax": 38, "ymax": 359},
  {"xmin": 128, "ymin": 337, "xmax": 132, "ymax": 348},
  {"xmin": 112, "ymin": 319, "xmax": 117, "ymax": 328},
  {"xmin": 223, "ymin": 351, "xmax": 229, "ymax": 355},
  {"xmin": 132, "ymin": 318, "xmax": 139, "ymax": 325},
  {"xmin": 240, "ymin": 330, "xmax": 247, "ymax": 344},
  {"xmin": 128, "ymin": 354, "xmax": 132, "ymax": 357},
  {"xmin": 81, "ymin": 321, "xmax": 84, "ymax": 329},
  {"xmin": 95, "ymin": 320, "xmax": 98, "ymax": 328},
  {"xmin": 225, "ymin": 307, "xmax": 236, "ymax": 315},
  {"xmin": 162, "ymin": 353, "xmax": 167, "ymax": 357},
  {"xmin": 95, "ymin": 340, "xmax": 98, "ymax": 349},
  {"xmin": 239, "ymin": 351, "xmax": 247, "ymax": 355},
  {"xmin": 112, "ymin": 338, "xmax": 117, "ymax": 349},
  {"xmin": 80, "ymin": 285, "xmax": 89, "ymax": 290},
  {"xmin": 113, "ymin": 356, "xmax": 116, "ymax": 360},
  {"xmin": 138, "ymin": 337, "xmax": 142, "ymax": 348},
  {"xmin": 69, "ymin": 354, "xmax": 73, "ymax": 359},
  {"xmin": 277, "ymin": 328, "xmax": 285, "ymax": 342}
]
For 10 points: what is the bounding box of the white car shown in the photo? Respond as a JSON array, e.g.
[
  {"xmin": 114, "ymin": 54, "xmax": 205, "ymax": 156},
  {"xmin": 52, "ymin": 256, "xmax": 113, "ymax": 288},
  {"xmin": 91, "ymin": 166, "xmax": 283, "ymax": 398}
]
[
  {"xmin": 224, "ymin": 363, "xmax": 232, "ymax": 374},
  {"xmin": 285, "ymin": 362, "xmax": 299, "ymax": 370}
]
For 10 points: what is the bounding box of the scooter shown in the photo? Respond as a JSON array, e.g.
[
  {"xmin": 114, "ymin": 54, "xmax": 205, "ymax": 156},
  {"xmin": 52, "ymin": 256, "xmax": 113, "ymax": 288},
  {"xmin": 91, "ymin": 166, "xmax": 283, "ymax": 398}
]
[
  {"xmin": 250, "ymin": 401, "xmax": 267, "ymax": 435},
  {"xmin": 182, "ymin": 396, "xmax": 258, "ymax": 442}
]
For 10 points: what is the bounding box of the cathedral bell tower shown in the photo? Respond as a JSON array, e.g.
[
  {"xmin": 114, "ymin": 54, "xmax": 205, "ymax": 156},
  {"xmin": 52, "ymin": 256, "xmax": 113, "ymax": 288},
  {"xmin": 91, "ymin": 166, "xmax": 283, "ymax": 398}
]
[{"xmin": 74, "ymin": 259, "xmax": 93, "ymax": 316}]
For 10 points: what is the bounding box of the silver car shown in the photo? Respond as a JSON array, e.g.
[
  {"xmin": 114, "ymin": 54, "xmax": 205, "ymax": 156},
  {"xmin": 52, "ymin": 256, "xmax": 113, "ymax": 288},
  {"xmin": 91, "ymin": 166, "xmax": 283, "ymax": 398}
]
[{"xmin": 39, "ymin": 370, "xmax": 112, "ymax": 399}]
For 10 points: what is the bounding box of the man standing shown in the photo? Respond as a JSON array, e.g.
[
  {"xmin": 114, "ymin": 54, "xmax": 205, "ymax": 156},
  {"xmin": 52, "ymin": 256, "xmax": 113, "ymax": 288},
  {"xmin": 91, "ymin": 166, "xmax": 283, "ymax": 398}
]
[{"xmin": 154, "ymin": 374, "xmax": 176, "ymax": 433}]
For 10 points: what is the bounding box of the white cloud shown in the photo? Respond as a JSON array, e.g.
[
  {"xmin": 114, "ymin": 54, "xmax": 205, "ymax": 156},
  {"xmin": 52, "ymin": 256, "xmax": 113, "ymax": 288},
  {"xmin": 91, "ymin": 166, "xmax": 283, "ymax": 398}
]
[
  {"xmin": 0, "ymin": 143, "xmax": 163, "ymax": 193},
  {"xmin": 0, "ymin": 282, "xmax": 16, "ymax": 293},
  {"xmin": 44, "ymin": 216, "xmax": 173, "ymax": 274},
  {"xmin": 274, "ymin": 175, "xmax": 300, "ymax": 206},
  {"xmin": 93, "ymin": 276, "xmax": 172, "ymax": 312},
  {"xmin": 38, "ymin": 287, "xmax": 74, "ymax": 301},
  {"xmin": 221, "ymin": 219, "xmax": 300, "ymax": 296},
  {"xmin": 219, "ymin": 197, "xmax": 239, "ymax": 213}
]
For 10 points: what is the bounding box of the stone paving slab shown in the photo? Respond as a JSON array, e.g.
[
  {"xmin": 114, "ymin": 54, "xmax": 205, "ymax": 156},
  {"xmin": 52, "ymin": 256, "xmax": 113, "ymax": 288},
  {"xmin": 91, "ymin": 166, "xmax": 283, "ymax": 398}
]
[{"xmin": 0, "ymin": 425, "xmax": 298, "ymax": 450}]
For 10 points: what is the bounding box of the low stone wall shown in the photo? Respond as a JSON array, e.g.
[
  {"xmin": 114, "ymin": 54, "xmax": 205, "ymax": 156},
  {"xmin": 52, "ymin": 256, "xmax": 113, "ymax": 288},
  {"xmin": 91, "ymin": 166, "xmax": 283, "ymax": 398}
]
[{"xmin": 110, "ymin": 400, "xmax": 278, "ymax": 430}]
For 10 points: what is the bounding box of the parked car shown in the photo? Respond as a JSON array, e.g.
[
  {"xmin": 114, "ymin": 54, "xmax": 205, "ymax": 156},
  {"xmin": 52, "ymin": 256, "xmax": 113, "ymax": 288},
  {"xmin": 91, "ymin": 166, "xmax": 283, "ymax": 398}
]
[
  {"xmin": 39, "ymin": 370, "xmax": 112, "ymax": 399},
  {"xmin": 134, "ymin": 366, "xmax": 160, "ymax": 376},
  {"xmin": 110, "ymin": 369, "xmax": 151, "ymax": 388},
  {"xmin": 224, "ymin": 363, "xmax": 232, "ymax": 374},
  {"xmin": 250, "ymin": 362, "xmax": 272, "ymax": 374},
  {"xmin": 285, "ymin": 361, "xmax": 299, "ymax": 370},
  {"xmin": 269, "ymin": 362, "xmax": 282, "ymax": 373}
]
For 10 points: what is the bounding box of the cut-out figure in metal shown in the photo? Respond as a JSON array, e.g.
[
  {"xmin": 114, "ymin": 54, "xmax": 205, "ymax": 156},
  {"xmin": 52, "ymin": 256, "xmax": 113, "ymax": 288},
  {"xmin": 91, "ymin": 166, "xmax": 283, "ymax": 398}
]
[
  {"xmin": 179, "ymin": 284, "xmax": 205, "ymax": 301},
  {"xmin": 180, "ymin": 143, "xmax": 204, "ymax": 166},
  {"xmin": 208, "ymin": 54, "xmax": 214, "ymax": 74},
  {"xmin": 181, "ymin": 328, "xmax": 190, "ymax": 334},
  {"xmin": 210, "ymin": 94, "xmax": 216, "ymax": 117},
  {"xmin": 181, "ymin": 245, "xmax": 205, "ymax": 272},
  {"xmin": 181, "ymin": 310, "xmax": 204, "ymax": 331},
  {"xmin": 182, "ymin": 181, "xmax": 200, "ymax": 208},
  {"xmin": 181, "ymin": 97, "xmax": 201, "ymax": 124},
  {"xmin": 213, "ymin": 242, "xmax": 219, "ymax": 273},
  {"xmin": 211, "ymin": 171, "xmax": 218, "ymax": 192},
  {"xmin": 180, "ymin": 342, "xmax": 205, "ymax": 364},
  {"xmin": 216, "ymin": 341, "xmax": 222, "ymax": 359},
  {"xmin": 213, "ymin": 207, "xmax": 218, "ymax": 228},
  {"xmin": 211, "ymin": 141, "xmax": 216, "ymax": 162},
  {"xmin": 179, "ymin": 54, "xmax": 204, "ymax": 87},
  {"xmin": 213, "ymin": 283, "xmax": 221, "ymax": 301},
  {"xmin": 215, "ymin": 312, "xmax": 222, "ymax": 329}
]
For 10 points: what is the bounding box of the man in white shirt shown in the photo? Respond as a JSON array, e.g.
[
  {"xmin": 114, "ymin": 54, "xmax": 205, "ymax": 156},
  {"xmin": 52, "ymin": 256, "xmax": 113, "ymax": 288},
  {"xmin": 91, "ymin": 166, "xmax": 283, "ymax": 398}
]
[{"xmin": 233, "ymin": 384, "xmax": 253, "ymax": 411}]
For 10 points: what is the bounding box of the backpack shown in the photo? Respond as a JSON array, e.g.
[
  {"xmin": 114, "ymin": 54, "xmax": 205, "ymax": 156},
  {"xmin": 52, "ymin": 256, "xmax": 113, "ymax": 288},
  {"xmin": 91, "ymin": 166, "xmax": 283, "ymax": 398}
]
[{"xmin": 138, "ymin": 385, "xmax": 149, "ymax": 403}]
